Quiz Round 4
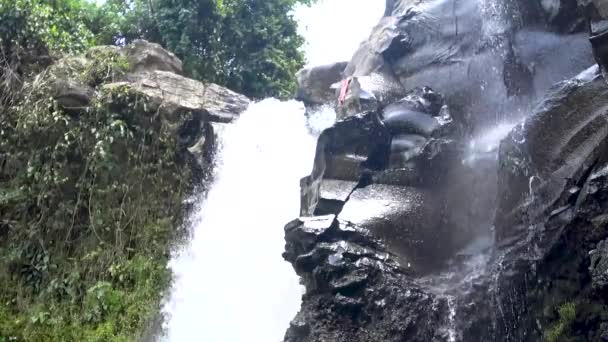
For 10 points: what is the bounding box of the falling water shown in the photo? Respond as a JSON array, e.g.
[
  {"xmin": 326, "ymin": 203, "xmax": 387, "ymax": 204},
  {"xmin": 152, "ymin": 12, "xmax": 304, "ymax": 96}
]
[
  {"xmin": 162, "ymin": 100, "xmax": 317, "ymax": 342},
  {"xmin": 161, "ymin": 2, "xmax": 383, "ymax": 341}
]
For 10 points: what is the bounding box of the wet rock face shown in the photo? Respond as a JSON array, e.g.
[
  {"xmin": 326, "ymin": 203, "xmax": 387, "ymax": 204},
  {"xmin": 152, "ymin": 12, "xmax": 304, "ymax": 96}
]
[
  {"xmin": 296, "ymin": 62, "xmax": 348, "ymax": 107},
  {"xmin": 286, "ymin": 83, "xmax": 471, "ymax": 341},
  {"xmin": 283, "ymin": 216, "xmax": 450, "ymax": 342},
  {"xmin": 469, "ymin": 67, "xmax": 608, "ymax": 341},
  {"xmin": 590, "ymin": 239, "xmax": 608, "ymax": 291},
  {"xmin": 344, "ymin": 0, "xmax": 594, "ymax": 127},
  {"xmin": 287, "ymin": 1, "xmax": 608, "ymax": 341},
  {"xmin": 495, "ymin": 66, "xmax": 608, "ymax": 242}
]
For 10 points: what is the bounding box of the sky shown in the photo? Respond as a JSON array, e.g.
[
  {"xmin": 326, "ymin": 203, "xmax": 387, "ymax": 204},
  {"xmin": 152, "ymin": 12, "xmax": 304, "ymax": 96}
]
[{"xmin": 294, "ymin": 0, "xmax": 383, "ymax": 66}]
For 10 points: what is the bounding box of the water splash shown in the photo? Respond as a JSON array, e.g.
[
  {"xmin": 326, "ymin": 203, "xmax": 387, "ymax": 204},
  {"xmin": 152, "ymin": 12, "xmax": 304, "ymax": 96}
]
[
  {"xmin": 162, "ymin": 100, "xmax": 317, "ymax": 342},
  {"xmin": 464, "ymin": 122, "xmax": 518, "ymax": 164}
]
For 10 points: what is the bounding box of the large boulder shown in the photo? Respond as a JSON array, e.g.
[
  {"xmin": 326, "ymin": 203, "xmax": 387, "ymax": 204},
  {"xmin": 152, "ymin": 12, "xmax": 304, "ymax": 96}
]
[
  {"xmin": 342, "ymin": 0, "xmax": 594, "ymax": 128},
  {"xmin": 283, "ymin": 216, "xmax": 450, "ymax": 342},
  {"xmin": 124, "ymin": 39, "xmax": 183, "ymax": 75},
  {"xmin": 114, "ymin": 71, "xmax": 250, "ymax": 123},
  {"xmin": 458, "ymin": 66, "xmax": 608, "ymax": 341},
  {"xmin": 296, "ymin": 62, "xmax": 348, "ymax": 106},
  {"xmin": 47, "ymin": 40, "xmax": 249, "ymax": 169}
]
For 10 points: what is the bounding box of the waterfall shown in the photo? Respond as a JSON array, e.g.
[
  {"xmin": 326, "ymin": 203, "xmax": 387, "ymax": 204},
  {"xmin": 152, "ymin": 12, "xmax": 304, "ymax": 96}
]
[
  {"xmin": 161, "ymin": 2, "xmax": 384, "ymax": 341},
  {"xmin": 162, "ymin": 100, "xmax": 316, "ymax": 342}
]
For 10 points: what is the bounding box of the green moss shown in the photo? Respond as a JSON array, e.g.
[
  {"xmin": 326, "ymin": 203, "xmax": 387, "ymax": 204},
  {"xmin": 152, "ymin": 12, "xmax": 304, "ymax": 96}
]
[
  {"xmin": 83, "ymin": 46, "xmax": 129, "ymax": 87},
  {"xmin": 0, "ymin": 60, "xmax": 192, "ymax": 341},
  {"xmin": 544, "ymin": 302, "xmax": 577, "ymax": 342}
]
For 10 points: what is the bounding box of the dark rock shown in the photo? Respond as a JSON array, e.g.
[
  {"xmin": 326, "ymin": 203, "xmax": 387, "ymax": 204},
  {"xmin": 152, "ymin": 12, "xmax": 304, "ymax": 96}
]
[
  {"xmin": 338, "ymin": 184, "xmax": 451, "ymax": 271},
  {"xmin": 296, "ymin": 62, "xmax": 348, "ymax": 106},
  {"xmin": 495, "ymin": 65, "xmax": 608, "ymax": 241},
  {"xmin": 343, "ymin": 0, "xmax": 594, "ymax": 128},
  {"xmin": 589, "ymin": 239, "xmax": 608, "ymax": 290},
  {"xmin": 463, "ymin": 66, "xmax": 608, "ymax": 341},
  {"xmin": 300, "ymin": 110, "xmax": 391, "ymax": 216},
  {"xmin": 283, "ymin": 213, "xmax": 449, "ymax": 342},
  {"xmin": 124, "ymin": 40, "xmax": 183, "ymax": 75},
  {"xmin": 335, "ymin": 73, "xmax": 406, "ymax": 119},
  {"xmin": 51, "ymin": 79, "xmax": 95, "ymax": 112}
]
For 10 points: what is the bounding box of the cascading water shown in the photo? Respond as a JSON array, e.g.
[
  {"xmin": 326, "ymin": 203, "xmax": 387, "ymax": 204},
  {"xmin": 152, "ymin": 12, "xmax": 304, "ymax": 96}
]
[
  {"xmin": 161, "ymin": 2, "xmax": 383, "ymax": 341},
  {"xmin": 162, "ymin": 100, "xmax": 316, "ymax": 342}
]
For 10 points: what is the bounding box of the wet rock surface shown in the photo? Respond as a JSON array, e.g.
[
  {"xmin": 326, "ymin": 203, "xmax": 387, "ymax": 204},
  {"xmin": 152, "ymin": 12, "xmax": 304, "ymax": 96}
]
[
  {"xmin": 285, "ymin": 0, "xmax": 608, "ymax": 341},
  {"xmin": 286, "ymin": 83, "xmax": 469, "ymax": 341},
  {"xmin": 283, "ymin": 216, "xmax": 450, "ymax": 342},
  {"xmin": 343, "ymin": 0, "xmax": 594, "ymax": 128},
  {"xmin": 296, "ymin": 62, "xmax": 348, "ymax": 107},
  {"xmin": 461, "ymin": 67, "xmax": 608, "ymax": 341}
]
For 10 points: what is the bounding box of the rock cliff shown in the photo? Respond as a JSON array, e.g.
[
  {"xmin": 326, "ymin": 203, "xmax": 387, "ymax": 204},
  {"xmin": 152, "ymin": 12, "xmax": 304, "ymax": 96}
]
[{"xmin": 285, "ymin": 1, "xmax": 608, "ymax": 341}]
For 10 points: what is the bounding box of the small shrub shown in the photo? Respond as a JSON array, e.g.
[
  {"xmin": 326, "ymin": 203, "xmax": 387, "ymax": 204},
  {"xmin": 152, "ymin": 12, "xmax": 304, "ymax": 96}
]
[{"xmin": 544, "ymin": 302, "xmax": 577, "ymax": 342}]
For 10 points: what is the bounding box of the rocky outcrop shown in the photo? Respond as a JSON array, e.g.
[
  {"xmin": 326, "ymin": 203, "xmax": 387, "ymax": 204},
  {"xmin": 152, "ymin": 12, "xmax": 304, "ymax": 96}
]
[
  {"xmin": 283, "ymin": 216, "xmax": 451, "ymax": 342},
  {"xmin": 49, "ymin": 40, "xmax": 249, "ymax": 166},
  {"xmin": 464, "ymin": 65, "xmax": 608, "ymax": 341},
  {"xmin": 340, "ymin": 0, "xmax": 594, "ymax": 128},
  {"xmin": 296, "ymin": 62, "xmax": 348, "ymax": 106},
  {"xmin": 124, "ymin": 39, "xmax": 183, "ymax": 75},
  {"xmin": 286, "ymin": 82, "xmax": 473, "ymax": 340},
  {"xmin": 106, "ymin": 71, "xmax": 249, "ymax": 123},
  {"xmin": 286, "ymin": 1, "xmax": 608, "ymax": 341}
]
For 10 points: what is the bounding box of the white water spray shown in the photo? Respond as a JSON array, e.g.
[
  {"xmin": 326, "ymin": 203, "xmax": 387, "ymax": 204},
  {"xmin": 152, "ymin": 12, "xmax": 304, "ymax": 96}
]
[
  {"xmin": 162, "ymin": 100, "xmax": 317, "ymax": 342},
  {"xmin": 162, "ymin": 1, "xmax": 383, "ymax": 341}
]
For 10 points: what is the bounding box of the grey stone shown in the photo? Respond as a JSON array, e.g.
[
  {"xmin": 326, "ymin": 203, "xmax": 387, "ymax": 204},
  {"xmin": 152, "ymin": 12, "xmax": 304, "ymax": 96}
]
[
  {"xmin": 124, "ymin": 40, "xmax": 183, "ymax": 75},
  {"xmin": 108, "ymin": 70, "xmax": 249, "ymax": 123},
  {"xmin": 51, "ymin": 79, "xmax": 95, "ymax": 111},
  {"xmin": 296, "ymin": 62, "xmax": 348, "ymax": 106},
  {"xmin": 589, "ymin": 239, "xmax": 608, "ymax": 290}
]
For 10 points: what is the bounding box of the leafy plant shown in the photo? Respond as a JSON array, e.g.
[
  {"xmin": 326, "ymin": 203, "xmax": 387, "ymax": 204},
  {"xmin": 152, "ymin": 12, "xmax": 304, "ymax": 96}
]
[
  {"xmin": 0, "ymin": 49, "xmax": 191, "ymax": 341},
  {"xmin": 544, "ymin": 302, "xmax": 577, "ymax": 342},
  {"xmin": 94, "ymin": 0, "xmax": 317, "ymax": 99}
]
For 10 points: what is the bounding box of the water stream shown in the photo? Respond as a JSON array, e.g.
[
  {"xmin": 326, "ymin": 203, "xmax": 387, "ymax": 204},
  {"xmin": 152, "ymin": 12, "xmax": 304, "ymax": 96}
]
[
  {"xmin": 161, "ymin": 2, "xmax": 383, "ymax": 341},
  {"xmin": 162, "ymin": 100, "xmax": 316, "ymax": 342}
]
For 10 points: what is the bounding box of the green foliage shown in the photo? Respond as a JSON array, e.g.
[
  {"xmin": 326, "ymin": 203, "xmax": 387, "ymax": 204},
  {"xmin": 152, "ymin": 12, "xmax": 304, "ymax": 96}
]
[
  {"xmin": 94, "ymin": 0, "xmax": 316, "ymax": 99},
  {"xmin": 0, "ymin": 54, "xmax": 192, "ymax": 341},
  {"xmin": 0, "ymin": 0, "xmax": 94, "ymax": 54},
  {"xmin": 0, "ymin": 0, "xmax": 96, "ymax": 106},
  {"xmin": 544, "ymin": 302, "xmax": 577, "ymax": 342},
  {"xmin": 82, "ymin": 46, "xmax": 129, "ymax": 86}
]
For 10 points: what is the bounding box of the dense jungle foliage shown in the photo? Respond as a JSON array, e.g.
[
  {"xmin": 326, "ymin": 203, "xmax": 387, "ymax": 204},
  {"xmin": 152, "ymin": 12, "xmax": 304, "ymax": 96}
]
[{"xmin": 0, "ymin": 0, "xmax": 313, "ymax": 340}]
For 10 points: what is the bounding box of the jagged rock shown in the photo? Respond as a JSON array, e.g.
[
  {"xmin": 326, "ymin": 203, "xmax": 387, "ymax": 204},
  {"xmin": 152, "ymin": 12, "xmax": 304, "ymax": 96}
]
[
  {"xmin": 124, "ymin": 39, "xmax": 183, "ymax": 75},
  {"xmin": 590, "ymin": 239, "xmax": 608, "ymax": 290},
  {"xmin": 107, "ymin": 70, "xmax": 249, "ymax": 123},
  {"xmin": 300, "ymin": 110, "xmax": 391, "ymax": 216},
  {"xmin": 460, "ymin": 65, "xmax": 608, "ymax": 341},
  {"xmin": 296, "ymin": 62, "xmax": 348, "ymax": 106},
  {"xmin": 302, "ymin": 86, "xmax": 456, "ymax": 215},
  {"xmin": 51, "ymin": 79, "xmax": 95, "ymax": 112},
  {"xmin": 283, "ymin": 216, "xmax": 449, "ymax": 342},
  {"xmin": 495, "ymin": 65, "xmax": 608, "ymax": 241},
  {"xmin": 343, "ymin": 0, "xmax": 594, "ymax": 127},
  {"xmin": 335, "ymin": 73, "xmax": 406, "ymax": 119},
  {"xmin": 288, "ymin": 78, "xmax": 466, "ymax": 341}
]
